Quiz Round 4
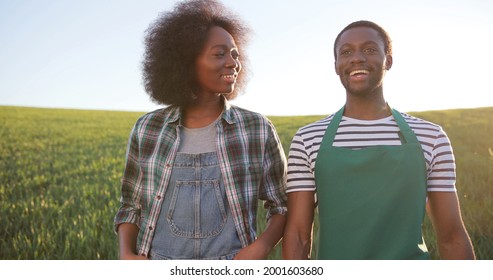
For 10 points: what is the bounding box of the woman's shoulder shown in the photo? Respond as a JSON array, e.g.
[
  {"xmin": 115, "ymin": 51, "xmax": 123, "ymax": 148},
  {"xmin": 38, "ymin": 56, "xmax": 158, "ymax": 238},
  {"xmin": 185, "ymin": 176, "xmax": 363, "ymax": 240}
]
[
  {"xmin": 228, "ymin": 104, "xmax": 271, "ymax": 124},
  {"xmin": 134, "ymin": 106, "xmax": 179, "ymax": 128}
]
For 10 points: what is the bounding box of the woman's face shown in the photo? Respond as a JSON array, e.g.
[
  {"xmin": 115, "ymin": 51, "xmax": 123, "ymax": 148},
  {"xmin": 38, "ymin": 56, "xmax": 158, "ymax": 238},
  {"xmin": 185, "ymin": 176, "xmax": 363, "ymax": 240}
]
[{"xmin": 195, "ymin": 26, "xmax": 241, "ymax": 97}]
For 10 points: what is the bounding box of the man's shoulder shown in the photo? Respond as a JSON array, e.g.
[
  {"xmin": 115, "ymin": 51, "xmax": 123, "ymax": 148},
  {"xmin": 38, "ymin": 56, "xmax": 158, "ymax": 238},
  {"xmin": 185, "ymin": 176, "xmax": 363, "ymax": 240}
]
[
  {"xmin": 398, "ymin": 111, "xmax": 443, "ymax": 131},
  {"xmin": 297, "ymin": 114, "xmax": 334, "ymax": 136}
]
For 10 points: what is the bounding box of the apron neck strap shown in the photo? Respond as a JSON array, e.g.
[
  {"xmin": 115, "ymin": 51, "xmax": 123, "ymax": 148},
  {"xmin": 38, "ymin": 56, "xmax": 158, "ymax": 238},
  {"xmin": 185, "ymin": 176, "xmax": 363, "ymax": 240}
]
[
  {"xmin": 323, "ymin": 106, "xmax": 419, "ymax": 146},
  {"xmin": 391, "ymin": 108, "xmax": 419, "ymax": 144},
  {"xmin": 321, "ymin": 106, "xmax": 345, "ymax": 145}
]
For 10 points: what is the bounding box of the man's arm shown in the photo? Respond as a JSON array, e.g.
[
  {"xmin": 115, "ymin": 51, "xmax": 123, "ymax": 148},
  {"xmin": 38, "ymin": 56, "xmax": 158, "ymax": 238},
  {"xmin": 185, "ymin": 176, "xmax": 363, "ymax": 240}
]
[
  {"xmin": 282, "ymin": 191, "xmax": 315, "ymax": 259},
  {"xmin": 427, "ymin": 191, "xmax": 475, "ymax": 259}
]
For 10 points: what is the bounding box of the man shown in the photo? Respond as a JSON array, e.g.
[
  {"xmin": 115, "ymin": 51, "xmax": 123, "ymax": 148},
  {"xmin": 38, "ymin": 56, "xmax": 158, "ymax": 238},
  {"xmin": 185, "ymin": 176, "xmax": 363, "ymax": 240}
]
[{"xmin": 282, "ymin": 20, "xmax": 475, "ymax": 260}]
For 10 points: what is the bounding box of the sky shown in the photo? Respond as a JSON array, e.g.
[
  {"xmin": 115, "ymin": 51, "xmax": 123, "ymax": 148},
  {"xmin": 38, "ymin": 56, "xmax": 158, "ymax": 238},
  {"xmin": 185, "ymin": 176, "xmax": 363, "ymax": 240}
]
[{"xmin": 1, "ymin": 0, "xmax": 492, "ymax": 116}]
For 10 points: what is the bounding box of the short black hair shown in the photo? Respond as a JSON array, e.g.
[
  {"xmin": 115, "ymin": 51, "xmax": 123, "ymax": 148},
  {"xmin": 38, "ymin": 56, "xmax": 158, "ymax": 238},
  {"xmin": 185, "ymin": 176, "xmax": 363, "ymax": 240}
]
[
  {"xmin": 333, "ymin": 20, "xmax": 392, "ymax": 59},
  {"xmin": 142, "ymin": 0, "xmax": 250, "ymax": 107}
]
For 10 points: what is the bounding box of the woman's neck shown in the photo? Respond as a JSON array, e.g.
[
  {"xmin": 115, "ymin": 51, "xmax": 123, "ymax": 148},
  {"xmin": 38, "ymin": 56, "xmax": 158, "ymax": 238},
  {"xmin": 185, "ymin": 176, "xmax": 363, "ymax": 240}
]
[{"xmin": 182, "ymin": 95, "xmax": 223, "ymax": 128}]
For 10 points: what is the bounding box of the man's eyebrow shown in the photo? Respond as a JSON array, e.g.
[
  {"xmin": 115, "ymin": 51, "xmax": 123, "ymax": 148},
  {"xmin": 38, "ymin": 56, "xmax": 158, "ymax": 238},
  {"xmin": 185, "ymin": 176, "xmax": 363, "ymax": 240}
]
[{"xmin": 337, "ymin": 41, "xmax": 379, "ymax": 49}]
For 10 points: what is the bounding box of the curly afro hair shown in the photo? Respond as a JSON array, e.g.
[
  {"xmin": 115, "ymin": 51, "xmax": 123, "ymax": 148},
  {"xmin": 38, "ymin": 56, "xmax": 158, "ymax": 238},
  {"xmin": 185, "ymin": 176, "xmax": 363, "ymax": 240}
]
[
  {"xmin": 333, "ymin": 20, "xmax": 392, "ymax": 59},
  {"xmin": 142, "ymin": 0, "xmax": 250, "ymax": 108}
]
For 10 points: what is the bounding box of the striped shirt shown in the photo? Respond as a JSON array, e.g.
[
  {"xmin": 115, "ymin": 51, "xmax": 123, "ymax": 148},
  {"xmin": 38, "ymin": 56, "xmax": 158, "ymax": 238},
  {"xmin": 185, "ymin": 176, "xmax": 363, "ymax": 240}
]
[
  {"xmin": 114, "ymin": 98, "xmax": 287, "ymax": 257},
  {"xmin": 287, "ymin": 111, "xmax": 456, "ymax": 194}
]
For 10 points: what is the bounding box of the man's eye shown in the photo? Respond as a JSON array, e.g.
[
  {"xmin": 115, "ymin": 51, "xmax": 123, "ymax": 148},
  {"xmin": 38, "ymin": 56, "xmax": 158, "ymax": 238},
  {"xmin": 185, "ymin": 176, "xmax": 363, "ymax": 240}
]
[
  {"xmin": 340, "ymin": 50, "xmax": 351, "ymax": 56},
  {"xmin": 365, "ymin": 48, "xmax": 377, "ymax": 54}
]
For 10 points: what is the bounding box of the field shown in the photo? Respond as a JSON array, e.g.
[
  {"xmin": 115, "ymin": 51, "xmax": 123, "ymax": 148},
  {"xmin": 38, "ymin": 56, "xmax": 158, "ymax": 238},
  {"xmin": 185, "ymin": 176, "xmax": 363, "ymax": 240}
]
[{"xmin": 1, "ymin": 106, "xmax": 492, "ymax": 259}]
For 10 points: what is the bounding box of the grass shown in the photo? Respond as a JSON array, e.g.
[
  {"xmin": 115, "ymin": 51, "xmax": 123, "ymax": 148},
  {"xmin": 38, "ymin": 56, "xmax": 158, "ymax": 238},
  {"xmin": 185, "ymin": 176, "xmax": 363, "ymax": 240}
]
[{"xmin": 1, "ymin": 105, "xmax": 491, "ymax": 259}]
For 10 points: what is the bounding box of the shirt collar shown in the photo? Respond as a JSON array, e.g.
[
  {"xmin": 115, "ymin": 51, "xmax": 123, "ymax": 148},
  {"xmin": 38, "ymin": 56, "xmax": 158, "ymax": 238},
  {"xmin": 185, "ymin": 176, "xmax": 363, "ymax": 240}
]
[
  {"xmin": 164, "ymin": 95, "xmax": 236, "ymax": 125},
  {"xmin": 221, "ymin": 96, "xmax": 235, "ymax": 125},
  {"xmin": 162, "ymin": 106, "xmax": 180, "ymax": 125}
]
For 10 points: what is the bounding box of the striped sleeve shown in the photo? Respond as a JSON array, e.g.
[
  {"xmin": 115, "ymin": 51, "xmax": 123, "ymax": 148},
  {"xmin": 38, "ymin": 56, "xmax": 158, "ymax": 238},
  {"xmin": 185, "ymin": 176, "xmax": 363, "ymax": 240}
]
[
  {"xmin": 426, "ymin": 127, "xmax": 457, "ymax": 192},
  {"xmin": 286, "ymin": 117, "xmax": 331, "ymax": 193},
  {"xmin": 286, "ymin": 131, "xmax": 316, "ymax": 193}
]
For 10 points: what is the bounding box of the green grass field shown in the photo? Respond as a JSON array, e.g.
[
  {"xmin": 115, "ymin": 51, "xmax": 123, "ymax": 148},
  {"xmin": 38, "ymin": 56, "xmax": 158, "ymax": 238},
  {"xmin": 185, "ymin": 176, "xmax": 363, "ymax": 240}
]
[{"xmin": 1, "ymin": 106, "xmax": 492, "ymax": 259}]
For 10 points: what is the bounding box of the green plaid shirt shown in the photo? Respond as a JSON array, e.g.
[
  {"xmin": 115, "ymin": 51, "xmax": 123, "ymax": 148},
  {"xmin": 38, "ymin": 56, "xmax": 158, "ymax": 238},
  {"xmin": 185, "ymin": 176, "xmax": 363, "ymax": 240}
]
[{"xmin": 114, "ymin": 98, "xmax": 287, "ymax": 257}]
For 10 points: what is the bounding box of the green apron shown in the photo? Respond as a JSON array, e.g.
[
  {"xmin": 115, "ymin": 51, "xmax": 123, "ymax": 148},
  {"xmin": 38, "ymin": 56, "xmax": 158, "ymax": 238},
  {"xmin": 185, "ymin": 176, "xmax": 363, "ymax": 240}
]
[{"xmin": 314, "ymin": 107, "xmax": 430, "ymax": 259}]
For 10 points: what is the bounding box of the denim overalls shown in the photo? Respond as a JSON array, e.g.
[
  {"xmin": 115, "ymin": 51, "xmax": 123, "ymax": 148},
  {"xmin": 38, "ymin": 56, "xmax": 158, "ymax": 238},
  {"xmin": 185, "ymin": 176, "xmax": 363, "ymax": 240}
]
[{"xmin": 149, "ymin": 150, "xmax": 242, "ymax": 259}]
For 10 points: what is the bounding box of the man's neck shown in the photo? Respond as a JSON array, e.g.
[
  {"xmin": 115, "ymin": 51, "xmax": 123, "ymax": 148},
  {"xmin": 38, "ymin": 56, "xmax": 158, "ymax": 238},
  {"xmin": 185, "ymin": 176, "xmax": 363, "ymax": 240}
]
[{"xmin": 344, "ymin": 94, "xmax": 390, "ymax": 120}]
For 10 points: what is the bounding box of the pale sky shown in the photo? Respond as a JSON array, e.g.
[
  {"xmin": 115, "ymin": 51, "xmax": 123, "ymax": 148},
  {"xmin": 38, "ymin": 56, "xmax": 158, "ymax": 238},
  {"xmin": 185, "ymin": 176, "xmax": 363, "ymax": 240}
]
[{"xmin": 1, "ymin": 0, "xmax": 492, "ymax": 116}]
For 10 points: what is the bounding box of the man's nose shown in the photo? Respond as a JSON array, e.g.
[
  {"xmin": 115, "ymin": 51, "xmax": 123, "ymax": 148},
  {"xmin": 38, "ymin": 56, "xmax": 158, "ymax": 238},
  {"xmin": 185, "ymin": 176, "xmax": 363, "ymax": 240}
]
[{"xmin": 350, "ymin": 50, "xmax": 366, "ymax": 63}]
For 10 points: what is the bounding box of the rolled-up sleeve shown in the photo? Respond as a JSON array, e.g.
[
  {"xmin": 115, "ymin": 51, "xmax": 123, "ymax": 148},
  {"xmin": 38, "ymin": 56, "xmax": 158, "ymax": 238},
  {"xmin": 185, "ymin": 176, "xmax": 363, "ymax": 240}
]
[
  {"xmin": 114, "ymin": 123, "xmax": 143, "ymax": 233},
  {"xmin": 260, "ymin": 120, "xmax": 288, "ymax": 219}
]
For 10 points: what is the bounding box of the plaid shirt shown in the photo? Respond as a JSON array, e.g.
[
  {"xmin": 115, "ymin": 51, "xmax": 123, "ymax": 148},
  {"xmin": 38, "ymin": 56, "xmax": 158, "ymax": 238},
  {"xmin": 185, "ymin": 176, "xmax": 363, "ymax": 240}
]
[{"xmin": 114, "ymin": 98, "xmax": 287, "ymax": 257}]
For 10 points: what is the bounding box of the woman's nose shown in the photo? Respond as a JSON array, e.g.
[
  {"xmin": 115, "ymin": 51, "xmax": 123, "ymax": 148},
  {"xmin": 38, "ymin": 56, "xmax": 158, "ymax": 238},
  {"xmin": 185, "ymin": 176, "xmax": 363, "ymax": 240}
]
[
  {"xmin": 225, "ymin": 54, "xmax": 239, "ymax": 68},
  {"xmin": 226, "ymin": 57, "xmax": 241, "ymax": 74}
]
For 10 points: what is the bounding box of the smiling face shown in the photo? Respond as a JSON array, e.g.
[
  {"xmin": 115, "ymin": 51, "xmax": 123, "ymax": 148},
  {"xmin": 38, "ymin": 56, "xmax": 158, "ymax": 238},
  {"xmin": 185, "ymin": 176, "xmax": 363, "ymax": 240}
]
[
  {"xmin": 195, "ymin": 26, "xmax": 241, "ymax": 98},
  {"xmin": 335, "ymin": 26, "xmax": 392, "ymax": 97}
]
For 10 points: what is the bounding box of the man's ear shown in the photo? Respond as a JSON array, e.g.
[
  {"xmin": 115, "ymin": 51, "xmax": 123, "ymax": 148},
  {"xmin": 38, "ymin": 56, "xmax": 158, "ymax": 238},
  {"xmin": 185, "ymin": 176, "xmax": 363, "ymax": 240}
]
[
  {"xmin": 335, "ymin": 61, "xmax": 340, "ymax": 75},
  {"xmin": 385, "ymin": 54, "xmax": 393, "ymax": 70}
]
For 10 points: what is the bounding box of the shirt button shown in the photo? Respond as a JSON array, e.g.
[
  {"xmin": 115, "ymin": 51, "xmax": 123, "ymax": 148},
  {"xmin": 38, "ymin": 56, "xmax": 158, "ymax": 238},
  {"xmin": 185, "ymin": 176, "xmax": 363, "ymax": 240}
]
[
  {"xmin": 165, "ymin": 163, "xmax": 171, "ymax": 168},
  {"xmin": 149, "ymin": 226, "xmax": 153, "ymax": 230},
  {"xmin": 156, "ymin": 195, "xmax": 161, "ymax": 200}
]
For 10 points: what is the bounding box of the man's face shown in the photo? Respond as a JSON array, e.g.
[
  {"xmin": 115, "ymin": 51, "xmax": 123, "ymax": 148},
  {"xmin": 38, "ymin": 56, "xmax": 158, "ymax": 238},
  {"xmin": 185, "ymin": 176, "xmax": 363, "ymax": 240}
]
[{"xmin": 334, "ymin": 26, "xmax": 392, "ymax": 96}]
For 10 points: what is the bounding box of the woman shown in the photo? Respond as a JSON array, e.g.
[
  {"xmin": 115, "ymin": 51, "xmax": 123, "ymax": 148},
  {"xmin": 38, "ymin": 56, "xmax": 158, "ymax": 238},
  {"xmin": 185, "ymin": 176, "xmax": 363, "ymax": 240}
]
[{"xmin": 114, "ymin": 0, "xmax": 287, "ymax": 260}]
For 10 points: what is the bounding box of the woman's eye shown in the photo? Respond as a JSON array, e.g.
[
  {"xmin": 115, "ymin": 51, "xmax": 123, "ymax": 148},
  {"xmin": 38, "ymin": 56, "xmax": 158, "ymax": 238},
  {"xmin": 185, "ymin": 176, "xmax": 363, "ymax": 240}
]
[{"xmin": 214, "ymin": 52, "xmax": 225, "ymax": 57}]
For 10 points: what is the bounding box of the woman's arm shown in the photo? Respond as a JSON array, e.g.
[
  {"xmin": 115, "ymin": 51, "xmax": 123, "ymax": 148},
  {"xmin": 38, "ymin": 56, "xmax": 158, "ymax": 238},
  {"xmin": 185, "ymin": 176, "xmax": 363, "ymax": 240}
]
[
  {"xmin": 234, "ymin": 119, "xmax": 287, "ymax": 260},
  {"xmin": 117, "ymin": 223, "xmax": 148, "ymax": 260},
  {"xmin": 115, "ymin": 123, "xmax": 146, "ymax": 260},
  {"xmin": 234, "ymin": 214, "xmax": 286, "ymax": 259}
]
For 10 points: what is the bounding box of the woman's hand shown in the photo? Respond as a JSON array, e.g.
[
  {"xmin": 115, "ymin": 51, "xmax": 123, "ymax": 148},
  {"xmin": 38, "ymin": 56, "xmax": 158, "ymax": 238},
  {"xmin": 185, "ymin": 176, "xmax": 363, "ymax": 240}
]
[
  {"xmin": 120, "ymin": 252, "xmax": 149, "ymax": 260},
  {"xmin": 234, "ymin": 214, "xmax": 286, "ymax": 260},
  {"xmin": 234, "ymin": 241, "xmax": 269, "ymax": 260},
  {"xmin": 117, "ymin": 223, "xmax": 149, "ymax": 260}
]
